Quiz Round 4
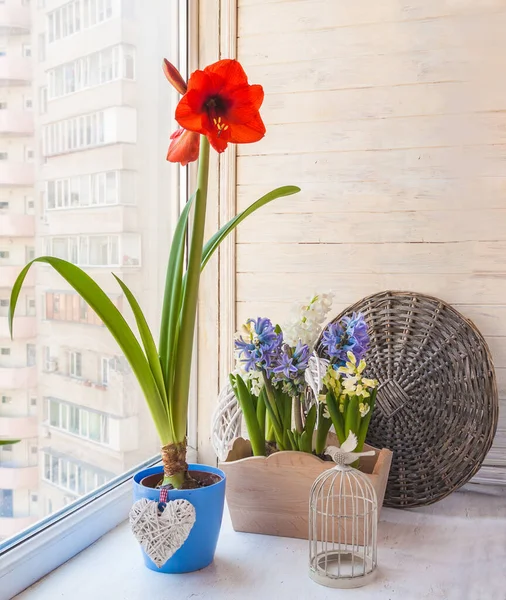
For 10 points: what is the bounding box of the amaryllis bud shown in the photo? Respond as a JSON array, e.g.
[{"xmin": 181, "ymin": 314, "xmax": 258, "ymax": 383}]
[
  {"xmin": 163, "ymin": 58, "xmax": 187, "ymax": 95},
  {"xmin": 166, "ymin": 128, "xmax": 200, "ymax": 166}
]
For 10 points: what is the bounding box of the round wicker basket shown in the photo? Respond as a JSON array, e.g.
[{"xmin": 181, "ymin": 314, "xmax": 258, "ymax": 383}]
[{"xmin": 316, "ymin": 291, "xmax": 498, "ymax": 508}]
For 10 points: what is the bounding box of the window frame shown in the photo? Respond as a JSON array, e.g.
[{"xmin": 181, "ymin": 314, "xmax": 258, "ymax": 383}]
[{"xmin": 0, "ymin": 2, "xmax": 195, "ymax": 596}]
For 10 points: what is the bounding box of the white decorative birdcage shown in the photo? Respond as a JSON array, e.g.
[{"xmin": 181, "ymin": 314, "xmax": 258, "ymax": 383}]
[{"xmin": 309, "ymin": 440, "xmax": 378, "ymax": 588}]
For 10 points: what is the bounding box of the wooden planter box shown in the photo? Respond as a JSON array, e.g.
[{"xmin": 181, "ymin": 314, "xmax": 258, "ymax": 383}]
[{"xmin": 219, "ymin": 436, "xmax": 393, "ymax": 540}]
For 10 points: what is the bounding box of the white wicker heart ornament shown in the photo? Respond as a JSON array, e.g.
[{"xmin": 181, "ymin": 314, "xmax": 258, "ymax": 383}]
[{"xmin": 129, "ymin": 498, "xmax": 196, "ymax": 568}]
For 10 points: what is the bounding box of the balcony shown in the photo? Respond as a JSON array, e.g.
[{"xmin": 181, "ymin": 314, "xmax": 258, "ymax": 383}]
[
  {"xmin": 0, "ymin": 366, "xmax": 37, "ymax": 389},
  {"xmin": 0, "ymin": 110, "xmax": 33, "ymax": 135},
  {"xmin": 40, "ymin": 370, "xmax": 129, "ymax": 418},
  {"xmin": 0, "ymin": 464, "xmax": 38, "ymax": 488},
  {"xmin": 0, "ymin": 162, "xmax": 34, "ymax": 186},
  {"xmin": 0, "ymin": 316, "xmax": 36, "ymax": 339},
  {"xmin": 0, "ymin": 57, "xmax": 31, "ymax": 85},
  {"xmin": 0, "ymin": 4, "xmax": 31, "ymax": 35},
  {"xmin": 0, "ymin": 515, "xmax": 37, "ymax": 539},
  {"xmin": 0, "ymin": 213, "xmax": 34, "ymax": 237},
  {"xmin": 0, "ymin": 266, "xmax": 35, "ymax": 288},
  {"xmin": 0, "ymin": 414, "xmax": 38, "ymax": 438}
]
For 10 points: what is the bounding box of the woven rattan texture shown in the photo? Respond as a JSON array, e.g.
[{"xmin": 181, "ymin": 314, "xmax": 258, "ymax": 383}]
[{"xmin": 316, "ymin": 291, "xmax": 498, "ymax": 508}]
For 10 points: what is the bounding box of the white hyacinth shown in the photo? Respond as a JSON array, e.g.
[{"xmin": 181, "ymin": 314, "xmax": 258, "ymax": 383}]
[
  {"xmin": 282, "ymin": 292, "xmax": 334, "ymax": 350},
  {"xmin": 232, "ymin": 350, "xmax": 263, "ymax": 397}
]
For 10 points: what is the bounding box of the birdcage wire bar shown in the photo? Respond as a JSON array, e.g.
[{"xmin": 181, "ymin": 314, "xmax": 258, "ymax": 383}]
[{"xmin": 309, "ymin": 465, "xmax": 378, "ymax": 588}]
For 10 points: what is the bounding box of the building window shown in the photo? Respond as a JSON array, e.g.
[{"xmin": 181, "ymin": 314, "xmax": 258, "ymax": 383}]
[
  {"xmin": 39, "ymin": 86, "xmax": 48, "ymax": 114},
  {"xmin": 0, "ymin": 299, "xmax": 8, "ymax": 307},
  {"xmin": 43, "ymin": 452, "xmax": 112, "ymax": 495},
  {"xmin": 2, "ymin": 445, "xmax": 13, "ymax": 452},
  {"xmin": 25, "ymin": 196, "xmax": 35, "ymax": 214},
  {"xmin": 0, "ymin": 102, "xmax": 7, "ymax": 110},
  {"xmin": 46, "ymin": 170, "xmax": 135, "ymax": 209},
  {"xmin": 42, "ymin": 110, "xmax": 106, "ymax": 156},
  {"xmin": 0, "ymin": 152, "xmax": 8, "ymax": 160},
  {"xmin": 1, "ymin": 396, "xmax": 12, "ymax": 404},
  {"xmin": 45, "ymin": 291, "xmax": 109, "ymax": 326},
  {"xmin": 26, "ymin": 246, "xmax": 35, "ymax": 262},
  {"xmin": 47, "ymin": 45, "xmax": 135, "ymax": 100},
  {"xmin": 0, "ymin": 251, "xmax": 10, "ymax": 258},
  {"xmin": 25, "ymin": 147, "xmax": 34, "ymax": 162},
  {"xmin": 48, "ymin": 0, "xmax": 114, "ymax": 44},
  {"xmin": 38, "ymin": 33, "xmax": 46, "ymax": 62},
  {"xmin": 69, "ymin": 351, "xmax": 82, "ymax": 378},
  {"xmin": 27, "ymin": 297, "xmax": 36, "ymax": 315},
  {"xmin": 100, "ymin": 357, "xmax": 109, "ymax": 385},
  {"xmin": 22, "ymin": 45, "xmax": 32, "ymax": 58},
  {"xmin": 30, "ymin": 396, "xmax": 37, "ymax": 406},
  {"xmin": 24, "ymin": 97, "xmax": 33, "ymax": 110},
  {"xmin": 1, "ymin": 348, "xmax": 11, "ymax": 355},
  {"xmin": 45, "ymin": 234, "xmax": 140, "ymax": 267},
  {"xmin": 27, "ymin": 344, "xmax": 36, "ymax": 366},
  {"xmin": 0, "ymin": 490, "xmax": 13, "ymax": 518},
  {"xmin": 45, "ymin": 399, "xmax": 110, "ymax": 445}
]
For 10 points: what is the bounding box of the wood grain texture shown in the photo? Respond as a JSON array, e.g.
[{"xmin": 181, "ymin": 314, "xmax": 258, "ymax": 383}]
[
  {"xmin": 232, "ymin": 0, "xmax": 506, "ymax": 483},
  {"xmin": 239, "ymin": 0, "xmax": 506, "ymax": 29}
]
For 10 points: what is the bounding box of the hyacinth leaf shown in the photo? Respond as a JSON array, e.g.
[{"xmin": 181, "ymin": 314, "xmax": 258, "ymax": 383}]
[
  {"xmin": 302, "ymin": 404, "xmax": 318, "ymax": 453},
  {"xmin": 8, "ymin": 257, "xmax": 171, "ymax": 443},
  {"xmin": 357, "ymin": 388, "xmax": 377, "ymax": 452},
  {"xmin": 0, "ymin": 440, "xmax": 19, "ymax": 446},
  {"xmin": 315, "ymin": 405, "xmax": 332, "ymax": 455},
  {"xmin": 158, "ymin": 192, "xmax": 195, "ymax": 386},
  {"xmin": 345, "ymin": 396, "xmax": 360, "ymax": 439},
  {"xmin": 112, "ymin": 275, "xmax": 170, "ymax": 423},
  {"xmin": 286, "ymin": 429, "xmax": 297, "ymax": 451},
  {"xmin": 201, "ymin": 186, "xmax": 300, "ymax": 271},
  {"xmin": 256, "ymin": 390, "xmax": 266, "ymax": 441},
  {"xmin": 325, "ymin": 391, "xmax": 345, "ymax": 443},
  {"xmin": 234, "ymin": 374, "xmax": 265, "ymax": 456}
]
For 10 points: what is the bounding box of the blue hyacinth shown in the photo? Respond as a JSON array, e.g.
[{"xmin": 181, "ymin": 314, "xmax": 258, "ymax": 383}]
[
  {"xmin": 320, "ymin": 312, "xmax": 370, "ymax": 368},
  {"xmin": 234, "ymin": 317, "xmax": 283, "ymax": 375},
  {"xmin": 272, "ymin": 340, "xmax": 310, "ymax": 396}
]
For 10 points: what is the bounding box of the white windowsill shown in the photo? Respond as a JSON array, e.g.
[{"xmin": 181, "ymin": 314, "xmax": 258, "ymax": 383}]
[{"xmin": 14, "ymin": 487, "xmax": 506, "ymax": 599}]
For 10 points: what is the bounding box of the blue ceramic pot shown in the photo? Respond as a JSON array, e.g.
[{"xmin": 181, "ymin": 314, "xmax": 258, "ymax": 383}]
[{"xmin": 132, "ymin": 463, "xmax": 226, "ymax": 573}]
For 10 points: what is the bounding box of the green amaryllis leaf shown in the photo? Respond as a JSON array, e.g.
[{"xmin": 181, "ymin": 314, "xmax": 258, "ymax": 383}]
[
  {"xmin": 9, "ymin": 257, "xmax": 171, "ymax": 442},
  {"xmin": 112, "ymin": 275, "xmax": 170, "ymax": 424},
  {"xmin": 159, "ymin": 193, "xmax": 195, "ymax": 386},
  {"xmin": 201, "ymin": 186, "xmax": 300, "ymax": 270},
  {"xmin": 0, "ymin": 440, "xmax": 20, "ymax": 446}
]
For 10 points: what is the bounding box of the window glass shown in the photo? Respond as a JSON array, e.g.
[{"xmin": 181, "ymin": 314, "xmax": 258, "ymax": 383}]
[{"xmin": 0, "ymin": 0, "xmax": 180, "ymax": 551}]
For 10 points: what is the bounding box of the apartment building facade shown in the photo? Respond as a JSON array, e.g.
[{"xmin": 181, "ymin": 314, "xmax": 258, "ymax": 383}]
[
  {"xmin": 0, "ymin": 0, "xmax": 175, "ymax": 541},
  {"xmin": 0, "ymin": 0, "xmax": 39, "ymax": 541}
]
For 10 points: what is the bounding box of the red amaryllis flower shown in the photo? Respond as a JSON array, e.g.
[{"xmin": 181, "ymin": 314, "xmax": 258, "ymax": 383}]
[
  {"xmin": 175, "ymin": 59, "xmax": 265, "ymax": 153},
  {"xmin": 166, "ymin": 128, "xmax": 200, "ymax": 166}
]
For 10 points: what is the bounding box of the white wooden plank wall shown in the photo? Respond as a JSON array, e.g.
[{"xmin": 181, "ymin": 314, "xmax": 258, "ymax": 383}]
[{"xmin": 235, "ymin": 0, "xmax": 506, "ymax": 483}]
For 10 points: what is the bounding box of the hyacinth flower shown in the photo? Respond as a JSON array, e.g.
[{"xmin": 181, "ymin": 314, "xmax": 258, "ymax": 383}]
[
  {"xmin": 322, "ymin": 351, "xmax": 378, "ymax": 457},
  {"xmin": 320, "ymin": 312, "xmax": 370, "ymax": 368},
  {"xmin": 232, "ymin": 317, "xmax": 290, "ymax": 455},
  {"xmin": 9, "ymin": 59, "xmax": 300, "ymax": 488}
]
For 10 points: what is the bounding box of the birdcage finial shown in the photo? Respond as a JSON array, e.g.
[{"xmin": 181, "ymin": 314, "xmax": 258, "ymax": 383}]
[{"xmin": 325, "ymin": 432, "xmax": 376, "ymax": 468}]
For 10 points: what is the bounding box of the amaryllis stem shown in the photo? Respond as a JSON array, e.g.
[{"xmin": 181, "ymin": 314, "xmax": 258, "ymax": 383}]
[{"xmin": 172, "ymin": 136, "xmax": 210, "ymax": 442}]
